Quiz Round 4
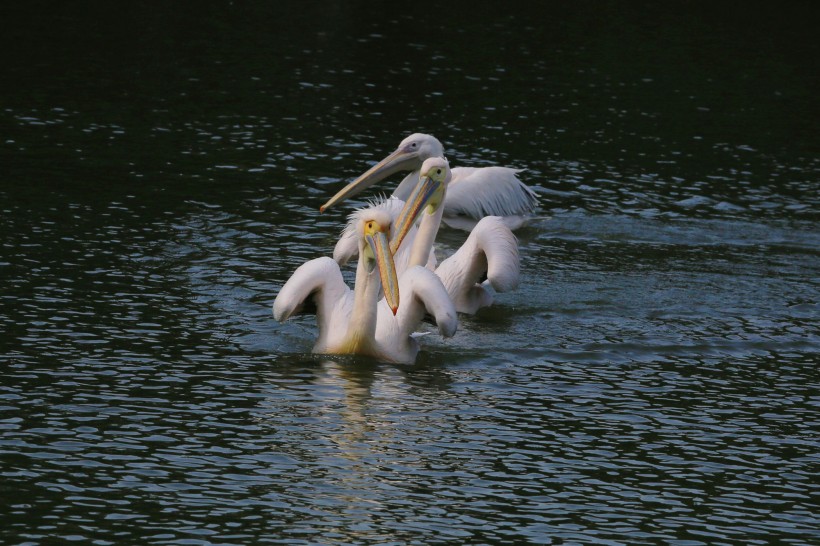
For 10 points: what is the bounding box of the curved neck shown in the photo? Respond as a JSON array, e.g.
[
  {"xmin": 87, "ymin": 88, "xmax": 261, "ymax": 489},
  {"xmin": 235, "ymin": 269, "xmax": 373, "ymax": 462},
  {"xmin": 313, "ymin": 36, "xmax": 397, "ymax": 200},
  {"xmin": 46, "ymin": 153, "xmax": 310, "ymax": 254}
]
[
  {"xmin": 408, "ymin": 205, "xmax": 444, "ymax": 268},
  {"xmin": 392, "ymin": 169, "xmax": 422, "ymax": 202},
  {"xmin": 348, "ymin": 251, "xmax": 381, "ymax": 344}
]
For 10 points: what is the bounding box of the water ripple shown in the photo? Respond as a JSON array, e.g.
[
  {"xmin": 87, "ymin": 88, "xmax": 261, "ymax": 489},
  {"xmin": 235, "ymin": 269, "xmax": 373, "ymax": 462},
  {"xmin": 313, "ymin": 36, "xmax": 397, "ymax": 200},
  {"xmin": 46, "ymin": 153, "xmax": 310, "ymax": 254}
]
[{"xmin": 2, "ymin": 3, "xmax": 819, "ymax": 543}]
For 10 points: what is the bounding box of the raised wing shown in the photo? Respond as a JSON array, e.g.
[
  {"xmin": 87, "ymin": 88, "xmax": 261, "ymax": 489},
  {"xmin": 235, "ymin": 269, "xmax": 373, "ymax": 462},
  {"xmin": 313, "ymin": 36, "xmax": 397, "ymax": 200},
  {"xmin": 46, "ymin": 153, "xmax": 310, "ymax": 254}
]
[
  {"xmin": 273, "ymin": 257, "xmax": 350, "ymax": 329},
  {"xmin": 443, "ymin": 167, "xmax": 538, "ymax": 226},
  {"xmin": 401, "ymin": 266, "xmax": 458, "ymax": 338},
  {"xmin": 434, "ymin": 216, "xmax": 519, "ymax": 313}
]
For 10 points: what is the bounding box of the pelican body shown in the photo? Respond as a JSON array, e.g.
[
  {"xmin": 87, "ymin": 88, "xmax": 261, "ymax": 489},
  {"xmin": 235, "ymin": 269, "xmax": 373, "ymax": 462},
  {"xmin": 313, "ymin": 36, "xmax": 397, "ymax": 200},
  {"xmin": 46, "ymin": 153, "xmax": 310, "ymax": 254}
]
[
  {"xmin": 332, "ymin": 158, "xmax": 520, "ymax": 314},
  {"xmin": 273, "ymin": 210, "xmax": 456, "ymax": 363},
  {"xmin": 320, "ymin": 133, "xmax": 538, "ymax": 230}
]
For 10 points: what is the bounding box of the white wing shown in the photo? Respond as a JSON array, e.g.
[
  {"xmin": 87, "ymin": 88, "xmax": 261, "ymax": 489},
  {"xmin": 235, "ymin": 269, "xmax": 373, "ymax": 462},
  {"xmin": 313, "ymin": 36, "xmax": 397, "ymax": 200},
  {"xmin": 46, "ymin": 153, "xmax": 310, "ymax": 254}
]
[
  {"xmin": 442, "ymin": 167, "xmax": 538, "ymax": 230},
  {"xmin": 434, "ymin": 216, "xmax": 519, "ymax": 314},
  {"xmin": 332, "ymin": 224, "xmax": 359, "ymax": 267},
  {"xmin": 375, "ymin": 265, "xmax": 458, "ymax": 363},
  {"xmin": 272, "ymin": 257, "xmax": 353, "ymax": 342},
  {"xmin": 397, "ymin": 266, "xmax": 458, "ymax": 339}
]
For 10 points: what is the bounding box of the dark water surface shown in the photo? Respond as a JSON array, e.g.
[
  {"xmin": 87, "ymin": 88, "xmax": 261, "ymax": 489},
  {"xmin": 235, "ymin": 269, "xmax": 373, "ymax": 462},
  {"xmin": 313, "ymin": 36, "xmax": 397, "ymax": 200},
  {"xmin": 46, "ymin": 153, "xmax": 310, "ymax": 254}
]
[{"xmin": 2, "ymin": 2, "xmax": 819, "ymax": 544}]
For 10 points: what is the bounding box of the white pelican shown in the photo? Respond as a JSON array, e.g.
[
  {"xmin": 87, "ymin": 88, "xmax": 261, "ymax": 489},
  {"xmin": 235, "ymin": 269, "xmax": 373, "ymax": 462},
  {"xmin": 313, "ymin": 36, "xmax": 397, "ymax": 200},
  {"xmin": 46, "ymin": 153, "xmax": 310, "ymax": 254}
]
[
  {"xmin": 273, "ymin": 209, "xmax": 456, "ymax": 363},
  {"xmin": 320, "ymin": 133, "xmax": 539, "ymax": 230},
  {"xmin": 333, "ymin": 157, "xmax": 520, "ymax": 315}
]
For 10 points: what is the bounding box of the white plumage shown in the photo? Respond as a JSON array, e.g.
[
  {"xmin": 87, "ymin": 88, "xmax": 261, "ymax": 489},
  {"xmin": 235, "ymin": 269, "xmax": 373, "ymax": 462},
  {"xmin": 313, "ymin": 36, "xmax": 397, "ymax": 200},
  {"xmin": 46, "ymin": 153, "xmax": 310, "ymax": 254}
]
[
  {"xmin": 395, "ymin": 165, "xmax": 536, "ymax": 231},
  {"xmin": 434, "ymin": 216, "xmax": 520, "ymax": 314},
  {"xmin": 332, "ymin": 158, "xmax": 520, "ymax": 315},
  {"xmin": 320, "ymin": 133, "xmax": 538, "ymax": 230},
  {"xmin": 273, "ymin": 209, "xmax": 456, "ymax": 364}
]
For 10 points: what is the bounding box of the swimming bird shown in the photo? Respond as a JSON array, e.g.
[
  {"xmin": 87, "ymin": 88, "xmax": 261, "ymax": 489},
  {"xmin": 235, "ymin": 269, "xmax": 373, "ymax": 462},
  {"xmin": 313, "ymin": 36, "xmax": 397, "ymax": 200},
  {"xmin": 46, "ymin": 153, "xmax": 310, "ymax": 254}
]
[
  {"xmin": 320, "ymin": 133, "xmax": 538, "ymax": 230},
  {"xmin": 334, "ymin": 157, "xmax": 520, "ymax": 314},
  {"xmin": 273, "ymin": 209, "xmax": 456, "ymax": 363}
]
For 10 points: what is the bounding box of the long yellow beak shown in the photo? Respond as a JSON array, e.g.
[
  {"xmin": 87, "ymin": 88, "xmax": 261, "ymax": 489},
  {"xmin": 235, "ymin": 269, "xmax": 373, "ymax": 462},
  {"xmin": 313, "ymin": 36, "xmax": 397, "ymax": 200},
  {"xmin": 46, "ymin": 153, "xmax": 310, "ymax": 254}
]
[
  {"xmin": 320, "ymin": 148, "xmax": 418, "ymax": 212},
  {"xmin": 389, "ymin": 174, "xmax": 444, "ymax": 254},
  {"xmin": 366, "ymin": 230, "xmax": 400, "ymax": 315}
]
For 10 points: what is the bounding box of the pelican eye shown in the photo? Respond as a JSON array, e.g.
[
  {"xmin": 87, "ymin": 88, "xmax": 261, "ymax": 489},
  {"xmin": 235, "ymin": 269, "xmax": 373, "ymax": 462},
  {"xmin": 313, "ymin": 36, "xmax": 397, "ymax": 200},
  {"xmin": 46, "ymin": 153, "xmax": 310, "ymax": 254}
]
[{"xmin": 436, "ymin": 169, "xmax": 442, "ymax": 175}]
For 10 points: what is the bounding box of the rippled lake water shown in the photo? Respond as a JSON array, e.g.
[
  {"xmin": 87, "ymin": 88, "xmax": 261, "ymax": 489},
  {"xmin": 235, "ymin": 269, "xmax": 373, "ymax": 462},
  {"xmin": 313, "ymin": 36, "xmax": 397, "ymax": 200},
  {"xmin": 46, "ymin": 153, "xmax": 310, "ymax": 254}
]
[{"xmin": 1, "ymin": 2, "xmax": 818, "ymax": 544}]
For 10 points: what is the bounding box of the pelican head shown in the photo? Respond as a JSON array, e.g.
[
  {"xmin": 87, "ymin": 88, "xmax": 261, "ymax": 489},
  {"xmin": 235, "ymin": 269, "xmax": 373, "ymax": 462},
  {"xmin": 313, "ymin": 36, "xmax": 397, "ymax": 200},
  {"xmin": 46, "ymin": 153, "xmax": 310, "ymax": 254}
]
[
  {"xmin": 390, "ymin": 156, "xmax": 451, "ymax": 254},
  {"xmin": 358, "ymin": 210, "xmax": 400, "ymax": 315},
  {"xmin": 320, "ymin": 133, "xmax": 444, "ymax": 212}
]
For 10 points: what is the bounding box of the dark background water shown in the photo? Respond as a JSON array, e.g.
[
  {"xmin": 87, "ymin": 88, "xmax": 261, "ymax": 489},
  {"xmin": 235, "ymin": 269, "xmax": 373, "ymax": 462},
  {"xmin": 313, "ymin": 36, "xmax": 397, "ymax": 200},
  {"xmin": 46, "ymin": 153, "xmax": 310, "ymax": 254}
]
[{"xmin": 1, "ymin": 1, "xmax": 819, "ymax": 544}]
